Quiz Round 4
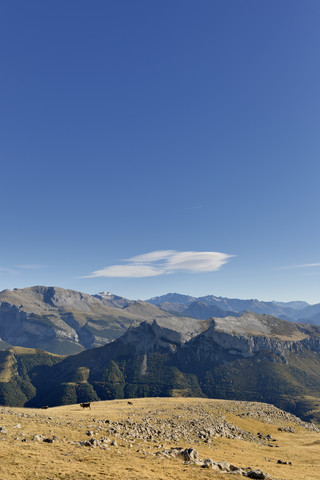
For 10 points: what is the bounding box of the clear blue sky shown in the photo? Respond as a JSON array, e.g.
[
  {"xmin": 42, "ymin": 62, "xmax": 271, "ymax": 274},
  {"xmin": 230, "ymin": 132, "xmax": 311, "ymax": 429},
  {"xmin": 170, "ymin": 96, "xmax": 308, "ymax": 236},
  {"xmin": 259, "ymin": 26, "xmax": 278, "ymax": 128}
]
[{"xmin": 1, "ymin": 0, "xmax": 320, "ymax": 303}]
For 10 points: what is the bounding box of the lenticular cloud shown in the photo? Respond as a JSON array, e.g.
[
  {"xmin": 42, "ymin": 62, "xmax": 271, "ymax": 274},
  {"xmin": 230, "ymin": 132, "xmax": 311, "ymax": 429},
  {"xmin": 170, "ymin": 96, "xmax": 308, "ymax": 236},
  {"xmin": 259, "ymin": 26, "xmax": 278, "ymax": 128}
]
[{"xmin": 84, "ymin": 250, "xmax": 234, "ymax": 278}]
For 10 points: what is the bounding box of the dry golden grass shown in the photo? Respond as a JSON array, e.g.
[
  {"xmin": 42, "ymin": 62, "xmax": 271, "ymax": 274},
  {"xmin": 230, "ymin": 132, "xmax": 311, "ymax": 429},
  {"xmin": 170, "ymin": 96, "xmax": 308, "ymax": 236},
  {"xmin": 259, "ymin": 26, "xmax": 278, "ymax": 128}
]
[{"xmin": 0, "ymin": 397, "xmax": 319, "ymax": 480}]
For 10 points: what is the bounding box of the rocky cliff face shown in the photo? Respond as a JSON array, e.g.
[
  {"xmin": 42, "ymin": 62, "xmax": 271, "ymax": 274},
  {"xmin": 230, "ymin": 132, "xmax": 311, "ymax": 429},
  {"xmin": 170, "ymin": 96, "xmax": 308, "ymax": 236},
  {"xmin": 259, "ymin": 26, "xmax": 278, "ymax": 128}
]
[
  {"xmin": 0, "ymin": 286, "xmax": 143, "ymax": 354},
  {"xmin": 185, "ymin": 313, "xmax": 309, "ymax": 361},
  {"xmin": 0, "ymin": 302, "xmax": 79, "ymax": 346},
  {"xmin": 189, "ymin": 328, "xmax": 298, "ymax": 362},
  {"xmin": 119, "ymin": 316, "xmax": 208, "ymax": 354},
  {"xmin": 174, "ymin": 312, "xmax": 320, "ymax": 370}
]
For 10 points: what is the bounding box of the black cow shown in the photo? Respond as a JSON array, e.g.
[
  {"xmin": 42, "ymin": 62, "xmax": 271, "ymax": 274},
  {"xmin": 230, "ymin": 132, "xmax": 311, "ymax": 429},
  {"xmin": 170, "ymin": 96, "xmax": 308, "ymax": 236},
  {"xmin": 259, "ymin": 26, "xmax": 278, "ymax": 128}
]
[{"xmin": 80, "ymin": 402, "xmax": 91, "ymax": 409}]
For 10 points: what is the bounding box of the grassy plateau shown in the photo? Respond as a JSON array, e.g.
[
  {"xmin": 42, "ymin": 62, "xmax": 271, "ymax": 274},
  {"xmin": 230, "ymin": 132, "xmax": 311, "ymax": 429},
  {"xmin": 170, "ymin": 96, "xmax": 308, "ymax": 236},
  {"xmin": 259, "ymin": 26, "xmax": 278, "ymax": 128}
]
[{"xmin": 0, "ymin": 397, "xmax": 319, "ymax": 480}]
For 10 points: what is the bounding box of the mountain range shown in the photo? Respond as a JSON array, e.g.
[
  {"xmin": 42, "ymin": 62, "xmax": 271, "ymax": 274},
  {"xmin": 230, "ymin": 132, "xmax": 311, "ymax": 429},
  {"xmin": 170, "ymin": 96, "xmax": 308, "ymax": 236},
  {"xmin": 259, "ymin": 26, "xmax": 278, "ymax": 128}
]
[
  {"xmin": 1, "ymin": 310, "xmax": 320, "ymax": 424},
  {"xmin": 1, "ymin": 285, "xmax": 320, "ymax": 422},
  {"xmin": 0, "ymin": 286, "xmax": 199, "ymax": 354},
  {"xmin": 147, "ymin": 292, "xmax": 320, "ymax": 324},
  {"xmin": 1, "ymin": 286, "xmax": 320, "ymax": 356}
]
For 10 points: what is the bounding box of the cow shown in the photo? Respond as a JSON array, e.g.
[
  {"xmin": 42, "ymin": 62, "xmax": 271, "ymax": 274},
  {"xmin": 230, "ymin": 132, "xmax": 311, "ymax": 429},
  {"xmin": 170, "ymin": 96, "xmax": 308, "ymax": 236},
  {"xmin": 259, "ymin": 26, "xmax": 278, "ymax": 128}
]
[
  {"xmin": 80, "ymin": 402, "xmax": 91, "ymax": 410},
  {"xmin": 41, "ymin": 406, "xmax": 49, "ymax": 409},
  {"xmin": 127, "ymin": 401, "xmax": 133, "ymax": 405}
]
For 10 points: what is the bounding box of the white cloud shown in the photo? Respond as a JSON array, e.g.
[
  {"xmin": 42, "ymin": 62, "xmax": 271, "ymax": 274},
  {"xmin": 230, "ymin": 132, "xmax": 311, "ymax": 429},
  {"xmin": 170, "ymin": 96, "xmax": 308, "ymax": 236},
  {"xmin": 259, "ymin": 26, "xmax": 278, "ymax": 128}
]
[
  {"xmin": 86, "ymin": 264, "xmax": 162, "ymax": 278},
  {"xmin": 280, "ymin": 262, "xmax": 320, "ymax": 270},
  {"xmin": 165, "ymin": 251, "xmax": 231, "ymax": 272},
  {"xmin": 83, "ymin": 250, "xmax": 234, "ymax": 278},
  {"xmin": 129, "ymin": 250, "xmax": 176, "ymax": 263},
  {"xmin": 294, "ymin": 263, "xmax": 320, "ymax": 268}
]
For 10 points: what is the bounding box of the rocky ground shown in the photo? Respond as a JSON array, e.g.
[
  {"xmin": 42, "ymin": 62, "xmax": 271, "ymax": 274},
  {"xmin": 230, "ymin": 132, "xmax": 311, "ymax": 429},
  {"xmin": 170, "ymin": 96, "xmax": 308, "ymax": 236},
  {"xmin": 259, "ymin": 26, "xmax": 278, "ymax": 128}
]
[{"xmin": 0, "ymin": 397, "xmax": 319, "ymax": 480}]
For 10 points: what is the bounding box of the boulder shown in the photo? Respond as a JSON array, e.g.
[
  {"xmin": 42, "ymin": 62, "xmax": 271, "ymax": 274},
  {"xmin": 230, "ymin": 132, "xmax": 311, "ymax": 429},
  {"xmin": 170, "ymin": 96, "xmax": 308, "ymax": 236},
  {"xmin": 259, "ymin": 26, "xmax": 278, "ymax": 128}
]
[
  {"xmin": 217, "ymin": 461, "xmax": 230, "ymax": 471},
  {"xmin": 246, "ymin": 469, "xmax": 270, "ymax": 479},
  {"xmin": 182, "ymin": 448, "xmax": 198, "ymax": 462}
]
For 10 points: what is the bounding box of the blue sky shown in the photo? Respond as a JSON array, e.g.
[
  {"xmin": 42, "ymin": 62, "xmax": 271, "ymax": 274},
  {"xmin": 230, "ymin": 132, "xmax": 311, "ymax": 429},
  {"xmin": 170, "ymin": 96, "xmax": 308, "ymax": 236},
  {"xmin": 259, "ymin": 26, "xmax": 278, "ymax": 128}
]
[{"xmin": 1, "ymin": 1, "xmax": 320, "ymax": 303}]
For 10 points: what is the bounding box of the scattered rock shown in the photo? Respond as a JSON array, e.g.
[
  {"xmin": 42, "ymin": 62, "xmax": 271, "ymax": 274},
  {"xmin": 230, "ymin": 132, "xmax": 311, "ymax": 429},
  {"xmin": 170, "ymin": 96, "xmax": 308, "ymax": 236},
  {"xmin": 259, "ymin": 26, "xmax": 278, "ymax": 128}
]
[
  {"xmin": 43, "ymin": 438, "xmax": 54, "ymax": 443},
  {"xmin": 245, "ymin": 469, "xmax": 271, "ymax": 479},
  {"xmin": 202, "ymin": 458, "xmax": 216, "ymax": 468},
  {"xmin": 89, "ymin": 438, "xmax": 100, "ymax": 447},
  {"xmin": 229, "ymin": 464, "xmax": 242, "ymax": 472},
  {"xmin": 217, "ymin": 461, "xmax": 230, "ymax": 471},
  {"xmin": 278, "ymin": 426, "xmax": 296, "ymax": 433},
  {"xmin": 181, "ymin": 448, "xmax": 198, "ymax": 462},
  {"xmin": 79, "ymin": 440, "xmax": 92, "ymax": 447}
]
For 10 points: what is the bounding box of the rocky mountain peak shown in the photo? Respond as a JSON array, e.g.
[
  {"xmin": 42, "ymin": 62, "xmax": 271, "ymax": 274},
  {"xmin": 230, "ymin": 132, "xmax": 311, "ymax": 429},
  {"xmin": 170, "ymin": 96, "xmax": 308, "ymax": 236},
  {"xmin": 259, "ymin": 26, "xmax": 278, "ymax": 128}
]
[
  {"xmin": 119, "ymin": 316, "xmax": 208, "ymax": 354},
  {"xmin": 93, "ymin": 291, "xmax": 133, "ymax": 308}
]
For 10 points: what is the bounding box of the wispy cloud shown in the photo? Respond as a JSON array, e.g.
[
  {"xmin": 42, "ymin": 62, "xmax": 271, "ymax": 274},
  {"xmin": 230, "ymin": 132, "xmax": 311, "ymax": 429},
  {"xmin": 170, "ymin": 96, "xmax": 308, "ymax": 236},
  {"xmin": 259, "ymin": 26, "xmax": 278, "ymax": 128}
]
[
  {"xmin": 280, "ymin": 262, "xmax": 320, "ymax": 270},
  {"xmin": 0, "ymin": 264, "xmax": 47, "ymax": 276},
  {"xmin": 188, "ymin": 205, "xmax": 204, "ymax": 210},
  {"xmin": 0, "ymin": 267, "xmax": 18, "ymax": 275},
  {"xmin": 15, "ymin": 264, "xmax": 47, "ymax": 270},
  {"xmin": 82, "ymin": 250, "xmax": 234, "ymax": 278}
]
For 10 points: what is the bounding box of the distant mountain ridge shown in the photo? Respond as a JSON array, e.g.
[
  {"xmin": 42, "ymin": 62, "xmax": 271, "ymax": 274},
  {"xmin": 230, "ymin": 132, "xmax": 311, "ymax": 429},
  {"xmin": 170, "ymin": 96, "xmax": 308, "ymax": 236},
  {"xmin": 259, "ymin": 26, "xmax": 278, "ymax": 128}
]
[
  {"xmin": 1, "ymin": 286, "xmax": 320, "ymax": 357},
  {"xmin": 146, "ymin": 292, "xmax": 320, "ymax": 325}
]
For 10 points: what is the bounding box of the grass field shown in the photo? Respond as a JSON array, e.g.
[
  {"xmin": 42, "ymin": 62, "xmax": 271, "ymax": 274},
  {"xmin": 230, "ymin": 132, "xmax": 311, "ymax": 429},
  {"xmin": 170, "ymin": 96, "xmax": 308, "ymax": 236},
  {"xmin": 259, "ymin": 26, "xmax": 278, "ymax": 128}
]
[{"xmin": 0, "ymin": 397, "xmax": 319, "ymax": 480}]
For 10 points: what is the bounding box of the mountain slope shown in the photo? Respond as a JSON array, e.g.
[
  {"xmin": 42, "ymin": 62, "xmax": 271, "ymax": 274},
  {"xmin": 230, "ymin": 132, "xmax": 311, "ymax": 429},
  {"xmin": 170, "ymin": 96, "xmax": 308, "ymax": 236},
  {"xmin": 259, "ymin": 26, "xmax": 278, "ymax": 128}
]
[
  {"xmin": 147, "ymin": 293, "xmax": 196, "ymax": 307},
  {"xmin": 183, "ymin": 301, "xmax": 233, "ymax": 320},
  {"xmin": 295, "ymin": 302, "xmax": 320, "ymax": 325},
  {"xmin": 0, "ymin": 346, "xmax": 62, "ymax": 406},
  {"xmin": 0, "ymin": 286, "xmax": 199, "ymax": 355}
]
